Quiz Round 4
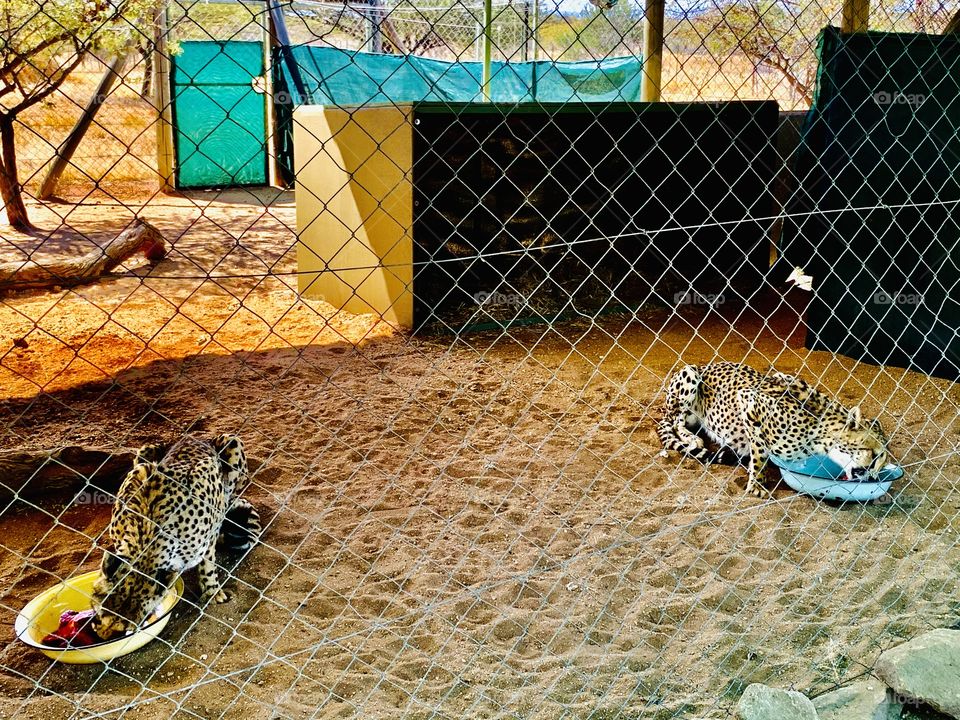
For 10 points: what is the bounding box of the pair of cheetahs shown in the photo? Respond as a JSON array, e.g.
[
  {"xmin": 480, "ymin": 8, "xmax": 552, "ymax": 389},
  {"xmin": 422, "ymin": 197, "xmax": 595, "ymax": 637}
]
[{"xmin": 92, "ymin": 362, "xmax": 891, "ymax": 636}]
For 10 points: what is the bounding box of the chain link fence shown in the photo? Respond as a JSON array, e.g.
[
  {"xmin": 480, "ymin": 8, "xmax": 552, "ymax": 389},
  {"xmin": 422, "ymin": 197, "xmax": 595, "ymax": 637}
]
[{"xmin": 2, "ymin": 0, "xmax": 960, "ymax": 718}]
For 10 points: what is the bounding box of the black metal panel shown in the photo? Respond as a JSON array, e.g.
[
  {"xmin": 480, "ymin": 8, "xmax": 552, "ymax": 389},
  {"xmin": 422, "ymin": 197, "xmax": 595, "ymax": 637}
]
[
  {"xmin": 782, "ymin": 28, "xmax": 960, "ymax": 380},
  {"xmin": 411, "ymin": 101, "xmax": 779, "ymax": 332}
]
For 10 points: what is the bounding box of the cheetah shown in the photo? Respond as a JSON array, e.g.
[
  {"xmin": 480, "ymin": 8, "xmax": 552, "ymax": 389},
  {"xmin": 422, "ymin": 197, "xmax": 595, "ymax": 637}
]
[
  {"xmin": 657, "ymin": 362, "xmax": 891, "ymax": 497},
  {"xmin": 90, "ymin": 434, "xmax": 260, "ymax": 638}
]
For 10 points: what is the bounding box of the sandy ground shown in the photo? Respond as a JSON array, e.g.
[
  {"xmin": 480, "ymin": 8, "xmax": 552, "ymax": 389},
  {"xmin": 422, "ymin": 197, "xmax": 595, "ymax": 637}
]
[{"xmin": 0, "ymin": 191, "xmax": 959, "ymax": 719}]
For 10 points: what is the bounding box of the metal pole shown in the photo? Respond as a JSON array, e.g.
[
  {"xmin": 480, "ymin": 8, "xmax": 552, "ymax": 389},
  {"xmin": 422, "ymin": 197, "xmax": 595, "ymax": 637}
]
[
  {"xmin": 267, "ymin": 0, "xmax": 311, "ymax": 103},
  {"xmin": 841, "ymin": 0, "xmax": 870, "ymax": 31},
  {"xmin": 522, "ymin": 0, "xmax": 529, "ymax": 62},
  {"xmin": 641, "ymin": 0, "xmax": 664, "ymax": 102},
  {"xmin": 482, "ymin": 0, "xmax": 492, "ymax": 101},
  {"xmin": 365, "ymin": 0, "xmax": 383, "ymax": 53},
  {"xmin": 532, "ymin": 0, "xmax": 539, "ymax": 61}
]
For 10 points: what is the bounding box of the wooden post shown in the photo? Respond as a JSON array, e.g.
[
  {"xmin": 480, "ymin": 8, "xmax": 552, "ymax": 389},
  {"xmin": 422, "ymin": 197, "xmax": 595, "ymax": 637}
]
[
  {"xmin": 841, "ymin": 0, "xmax": 870, "ymax": 32},
  {"xmin": 482, "ymin": 0, "xmax": 493, "ymax": 101},
  {"xmin": 261, "ymin": 13, "xmax": 278, "ymax": 188},
  {"xmin": 38, "ymin": 52, "xmax": 130, "ymax": 200},
  {"xmin": 152, "ymin": 5, "xmax": 176, "ymax": 193},
  {"xmin": 641, "ymin": 0, "xmax": 664, "ymax": 102}
]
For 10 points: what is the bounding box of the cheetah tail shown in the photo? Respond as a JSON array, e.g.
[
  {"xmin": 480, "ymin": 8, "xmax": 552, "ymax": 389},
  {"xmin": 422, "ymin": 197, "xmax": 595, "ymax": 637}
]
[
  {"xmin": 657, "ymin": 418, "xmax": 737, "ymax": 465},
  {"xmin": 219, "ymin": 499, "xmax": 261, "ymax": 552},
  {"xmin": 656, "ymin": 419, "xmax": 708, "ymax": 462}
]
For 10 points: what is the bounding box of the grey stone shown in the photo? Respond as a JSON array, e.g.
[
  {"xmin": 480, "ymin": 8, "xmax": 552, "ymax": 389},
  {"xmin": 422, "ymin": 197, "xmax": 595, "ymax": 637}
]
[
  {"xmin": 814, "ymin": 680, "xmax": 903, "ymax": 720},
  {"xmin": 876, "ymin": 629, "xmax": 960, "ymax": 719},
  {"xmin": 737, "ymin": 683, "xmax": 818, "ymax": 720}
]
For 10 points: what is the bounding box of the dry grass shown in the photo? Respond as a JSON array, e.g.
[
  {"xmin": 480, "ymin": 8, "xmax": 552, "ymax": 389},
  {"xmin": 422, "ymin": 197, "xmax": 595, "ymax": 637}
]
[
  {"xmin": 664, "ymin": 53, "xmax": 811, "ymax": 111},
  {"xmin": 16, "ymin": 57, "xmax": 158, "ymax": 202}
]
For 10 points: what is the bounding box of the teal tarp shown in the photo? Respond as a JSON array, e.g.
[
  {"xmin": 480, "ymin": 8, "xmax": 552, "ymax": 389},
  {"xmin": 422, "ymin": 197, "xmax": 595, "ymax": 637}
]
[
  {"xmin": 172, "ymin": 41, "xmax": 268, "ymax": 188},
  {"xmin": 781, "ymin": 27, "xmax": 960, "ymax": 379},
  {"xmin": 286, "ymin": 47, "xmax": 644, "ymax": 104}
]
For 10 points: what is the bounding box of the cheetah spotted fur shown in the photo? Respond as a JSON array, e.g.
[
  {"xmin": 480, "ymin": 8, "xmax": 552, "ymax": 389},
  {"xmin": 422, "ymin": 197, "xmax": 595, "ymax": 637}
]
[
  {"xmin": 90, "ymin": 434, "xmax": 260, "ymax": 638},
  {"xmin": 658, "ymin": 362, "xmax": 891, "ymax": 497}
]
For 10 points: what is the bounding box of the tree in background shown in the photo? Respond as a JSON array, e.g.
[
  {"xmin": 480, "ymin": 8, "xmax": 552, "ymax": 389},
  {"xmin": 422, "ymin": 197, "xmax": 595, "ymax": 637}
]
[
  {"xmin": 706, "ymin": 0, "xmax": 826, "ymax": 105},
  {"xmin": 538, "ymin": 1, "xmax": 644, "ymax": 60},
  {"xmin": 0, "ymin": 0, "xmax": 154, "ymax": 230}
]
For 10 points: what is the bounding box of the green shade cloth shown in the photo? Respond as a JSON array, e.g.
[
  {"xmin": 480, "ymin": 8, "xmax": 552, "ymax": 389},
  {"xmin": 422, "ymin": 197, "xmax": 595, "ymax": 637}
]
[
  {"xmin": 781, "ymin": 26, "xmax": 960, "ymax": 380},
  {"xmin": 285, "ymin": 46, "xmax": 644, "ymax": 104}
]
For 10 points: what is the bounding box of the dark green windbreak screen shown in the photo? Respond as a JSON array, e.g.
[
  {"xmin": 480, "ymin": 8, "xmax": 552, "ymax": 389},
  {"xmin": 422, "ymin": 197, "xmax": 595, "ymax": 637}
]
[
  {"xmin": 172, "ymin": 41, "xmax": 267, "ymax": 188},
  {"xmin": 781, "ymin": 26, "xmax": 960, "ymax": 380}
]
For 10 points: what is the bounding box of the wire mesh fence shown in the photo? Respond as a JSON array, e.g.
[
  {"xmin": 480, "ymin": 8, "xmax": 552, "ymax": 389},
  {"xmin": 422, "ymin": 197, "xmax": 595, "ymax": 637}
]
[{"xmin": 2, "ymin": 0, "xmax": 960, "ymax": 718}]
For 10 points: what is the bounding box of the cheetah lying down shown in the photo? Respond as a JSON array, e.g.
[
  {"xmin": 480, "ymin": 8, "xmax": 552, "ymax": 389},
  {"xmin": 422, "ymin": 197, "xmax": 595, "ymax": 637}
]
[
  {"xmin": 657, "ymin": 362, "xmax": 891, "ymax": 497},
  {"xmin": 90, "ymin": 434, "xmax": 261, "ymax": 638}
]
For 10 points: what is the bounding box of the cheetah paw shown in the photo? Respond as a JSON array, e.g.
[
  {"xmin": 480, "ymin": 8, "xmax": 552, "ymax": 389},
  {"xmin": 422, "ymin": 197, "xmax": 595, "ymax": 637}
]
[{"xmin": 202, "ymin": 588, "xmax": 231, "ymax": 604}]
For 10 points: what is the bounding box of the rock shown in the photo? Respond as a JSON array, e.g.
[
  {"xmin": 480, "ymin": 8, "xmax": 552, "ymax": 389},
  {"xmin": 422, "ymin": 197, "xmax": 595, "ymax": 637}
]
[
  {"xmin": 814, "ymin": 680, "xmax": 902, "ymax": 720},
  {"xmin": 876, "ymin": 629, "xmax": 960, "ymax": 719},
  {"xmin": 737, "ymin": 683, "xmax": 818, "ymax": 720}
]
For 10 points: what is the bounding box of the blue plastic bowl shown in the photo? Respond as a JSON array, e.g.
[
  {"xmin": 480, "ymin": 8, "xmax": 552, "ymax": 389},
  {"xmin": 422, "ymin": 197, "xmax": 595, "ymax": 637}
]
[{"xmin": 769, "ymin": 455, "xmax": 903, "ymax": 502}]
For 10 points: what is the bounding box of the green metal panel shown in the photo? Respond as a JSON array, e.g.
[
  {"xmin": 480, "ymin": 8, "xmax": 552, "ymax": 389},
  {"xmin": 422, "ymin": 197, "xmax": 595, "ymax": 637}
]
[{"xmin": 172, "ymin": 40, "xmax": 267, "ymax": 188}]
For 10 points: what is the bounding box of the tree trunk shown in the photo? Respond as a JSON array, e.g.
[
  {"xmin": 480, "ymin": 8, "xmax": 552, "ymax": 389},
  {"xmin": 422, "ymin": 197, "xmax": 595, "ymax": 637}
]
[
  {"xmin": 946, "ymin": 8, "xmax": 960, "ymax": 33},
  {"xmin": 0, "ymin": 117, "xmax": 32, "ymax": 231},
  {"xmin": 0, "ymin": 217, "xmax": 167, "ymax": 292},
  {"xmin": 140, "ymin": 43, "xmax": 153, "ymax": 98}
]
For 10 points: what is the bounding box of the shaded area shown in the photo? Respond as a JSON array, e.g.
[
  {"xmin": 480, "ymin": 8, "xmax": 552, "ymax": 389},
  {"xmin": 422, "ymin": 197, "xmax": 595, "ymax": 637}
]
[{"xmin": 412, "ymin": 101, "xmax": 779, "ymax": 331}]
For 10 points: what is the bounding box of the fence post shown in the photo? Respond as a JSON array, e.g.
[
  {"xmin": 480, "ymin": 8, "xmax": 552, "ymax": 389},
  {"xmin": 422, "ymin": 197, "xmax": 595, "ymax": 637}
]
[
  {"xmin": 642, "ymin": 0, "xmax": 664, "ymax": 101},
  {"xmin": 532, "ymin": 0, "xmax": 539, "ymax": 61},
  {"xmin": 365, "ymin": 0, "xmax": 383, "ymax": 53},
  {"xmin": 841, "ymin": 0, "xmax": 870, "ymax": 32},
  {"xmin": 153, "ymin": 5, "xmax": 176, "ymax": 193},
  {"xmin": 482, "ymin": 0, "xmax": 493, "ymax": 101}
]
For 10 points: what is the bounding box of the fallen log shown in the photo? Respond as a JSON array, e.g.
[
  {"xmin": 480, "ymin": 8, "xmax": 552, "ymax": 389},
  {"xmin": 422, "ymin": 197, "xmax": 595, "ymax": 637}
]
[
  {"xmin": 0, "ymin": 446, "xmax": 268, "ymax": 505},
  {"xmin": 0, "ymin": 446, "xmax": 136, "ymax": 504},
  {"xmin": 0, "ymin": 218, "xmax": 166, "ymax": 293}
]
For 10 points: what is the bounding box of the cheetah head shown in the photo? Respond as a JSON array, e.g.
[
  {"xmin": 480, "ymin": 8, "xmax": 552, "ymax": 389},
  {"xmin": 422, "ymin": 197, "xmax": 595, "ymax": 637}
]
[
  {"xmin": 90, "ymin": 551, "xmax": 177, "ymax": 639},
  {"xmin": 826, "ymin": 406, "xmax": 891, "ymax": 480}
]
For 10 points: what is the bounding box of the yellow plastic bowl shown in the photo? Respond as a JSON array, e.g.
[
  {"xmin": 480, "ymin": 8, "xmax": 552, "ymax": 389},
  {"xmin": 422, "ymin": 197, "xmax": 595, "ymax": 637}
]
[{"xmin": 14, "ymin": 569, "xmax": 183, "ymax": 664}]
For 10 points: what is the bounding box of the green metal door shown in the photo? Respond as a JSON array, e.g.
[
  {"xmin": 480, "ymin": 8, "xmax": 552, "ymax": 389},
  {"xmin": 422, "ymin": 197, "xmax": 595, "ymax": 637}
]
[{"xmin": 172, "ymin": 41, "xmax": 268, "ymax": 188}]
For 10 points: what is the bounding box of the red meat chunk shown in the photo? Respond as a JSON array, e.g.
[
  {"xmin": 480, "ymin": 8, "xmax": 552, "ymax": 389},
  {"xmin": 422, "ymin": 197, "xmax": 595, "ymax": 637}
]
[{"xmin": 41, "ymin": 609, "xmax": 103, "ymax": 648}]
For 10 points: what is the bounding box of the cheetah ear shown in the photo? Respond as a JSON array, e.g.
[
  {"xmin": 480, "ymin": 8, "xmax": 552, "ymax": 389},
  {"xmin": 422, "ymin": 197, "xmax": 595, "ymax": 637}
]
[{"xmin": 846, "ymin": 406, "xmax": 863, "ymax": 430}]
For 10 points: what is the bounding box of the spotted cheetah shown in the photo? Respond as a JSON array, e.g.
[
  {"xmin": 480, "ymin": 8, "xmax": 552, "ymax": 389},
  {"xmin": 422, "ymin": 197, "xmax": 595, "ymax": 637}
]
[
  {"xmin": 90, "ymin": 434, "xmax": 260, "ymax": 638},
  {"xmin": 658, "ymin": 362, "xmax": 891, "ymax": 497}
]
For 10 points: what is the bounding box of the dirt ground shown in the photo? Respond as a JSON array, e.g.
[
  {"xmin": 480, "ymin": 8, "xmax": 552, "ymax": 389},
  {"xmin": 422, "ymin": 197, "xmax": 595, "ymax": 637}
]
[{"xmin": 1, "ymin": 191, "xmax": 959, "ymax": 719}]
